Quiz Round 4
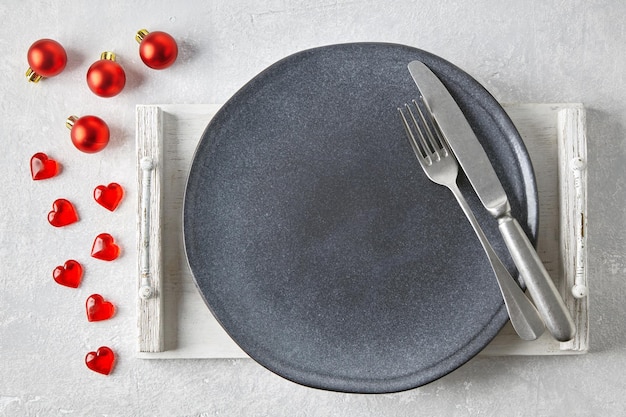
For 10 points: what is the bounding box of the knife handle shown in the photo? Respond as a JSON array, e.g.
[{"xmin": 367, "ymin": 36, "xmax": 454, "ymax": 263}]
[{"xmin": 498, "ymin": 214, "xmax": 576, "ymax": 342}]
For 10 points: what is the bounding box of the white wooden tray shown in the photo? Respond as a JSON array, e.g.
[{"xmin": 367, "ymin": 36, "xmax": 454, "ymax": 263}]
[{"xmin": 135, "ymin": 103, "xmax": 588, "ymax": 359}]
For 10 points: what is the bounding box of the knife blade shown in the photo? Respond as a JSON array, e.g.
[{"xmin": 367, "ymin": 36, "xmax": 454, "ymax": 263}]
[{"xmin": 407, "ymin": 60, "xmax": 576, "ymax": 342}]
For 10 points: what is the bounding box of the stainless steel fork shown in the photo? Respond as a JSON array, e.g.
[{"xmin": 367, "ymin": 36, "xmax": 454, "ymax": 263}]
[{"xmin": 398, "ymin": 98, "xmax": 545, "ymax": 341}]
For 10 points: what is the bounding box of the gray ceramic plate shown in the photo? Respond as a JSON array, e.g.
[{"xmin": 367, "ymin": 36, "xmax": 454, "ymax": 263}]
[{"xmin": 184, "ymin": 43, "xmax": 538, "ymax": 393}]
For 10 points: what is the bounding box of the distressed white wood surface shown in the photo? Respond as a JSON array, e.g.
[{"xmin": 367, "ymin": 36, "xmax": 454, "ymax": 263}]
[
  {"xmin": 558, "ymin": 106, "xmax": 589, "ymax": 352},
  {"xmin": 136, "ymin": 106, "xmax": 165, "ymax": 353},
  {"xmin": 135, "ymin": 103, "xmax": 588, "ymax": 359}
]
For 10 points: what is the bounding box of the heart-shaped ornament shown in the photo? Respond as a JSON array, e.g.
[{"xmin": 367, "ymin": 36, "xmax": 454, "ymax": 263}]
[
  {"xmin": 48, "ymin": 199, "xmax": 78, "ymax": 227},
  {"xmin": 94, "ymin": 182, "xmax": 124, "ymax": 211},
  {"xmin": 91, "ymin": 233, "xmax": 120, "ymax": 261},
  {"xmin": 86, "ymin": 294, "xmax": 115, "ymax": 321},
  {"xmin": 30, "ymin": 152, "xmax": 60, "ymax": 180},
  {"xmin": 85, "ymin": 346, "xmax": 115, "ymax": 375},
  {"xmin": 53, "ymin": 260, "xmax": 83, "ymax": 288}
]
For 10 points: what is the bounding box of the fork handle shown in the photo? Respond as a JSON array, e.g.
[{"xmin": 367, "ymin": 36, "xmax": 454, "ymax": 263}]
[
  {"xmin": 449, "ymin": 185, "xmax": 545, "ymax": 341},
  {"xmin": 498, "ymin": 214, "xmax": 576, "ymax": 342}
]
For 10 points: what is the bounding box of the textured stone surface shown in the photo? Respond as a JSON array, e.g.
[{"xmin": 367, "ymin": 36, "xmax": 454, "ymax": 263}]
[
  {"xmin": 183, "ymin": 43, "xmax": 536, "ymax": 393},
  {"xmin": 1, "ymin": 0, "xmax": 625, "ymax": 415}
]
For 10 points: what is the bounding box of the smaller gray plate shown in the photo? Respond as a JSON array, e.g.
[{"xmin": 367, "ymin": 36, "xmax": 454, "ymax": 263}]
[{"xmin": 184, "ymin": 43, "xmax": 538, "ymax": 393}]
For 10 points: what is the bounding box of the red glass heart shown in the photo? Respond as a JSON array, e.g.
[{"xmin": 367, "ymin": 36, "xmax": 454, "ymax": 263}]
[
  {"xmin": 91, "ymin": 233, "xmax": 120, "ymax": 261},
  {"xmin": 30, "ymin": 152, "xmax": 60, "ymax": 180},
  {"xmin": 94, "ymin": 183, "xmax": 124, "ymax": 211},
  {"xmin": 86, "ymin": 294, "xmax": 115, "ymax": 322},
  {"xmin": 48, "ymin": 199, "xmax": 78, "ymax": 227},
  {"xmin": 53, "ymin": 260, "xmax": 83, "ymax": 288},
  {"xmin": 85, "ymin": 346, "xmax": 115, "ymax": 375}
]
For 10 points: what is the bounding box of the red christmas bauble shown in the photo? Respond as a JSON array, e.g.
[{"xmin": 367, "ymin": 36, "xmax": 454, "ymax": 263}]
[
  {"xmin": 86, "ymin": 52, "xmax": 126, "ymax": 97},
  {"xmin": 68, "ymin": 115, "xmax": 110, "ymax": 153},
  {"xmin": 137, "ymin": 30, "xmax": 178, "ymax": 70},
  {"xmin": 27, "ymin": 38, "xmax": 67, "ymax": 79}
]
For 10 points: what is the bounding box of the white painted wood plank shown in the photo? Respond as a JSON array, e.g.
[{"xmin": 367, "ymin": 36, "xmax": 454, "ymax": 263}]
[
  {"xmin": 136, "ymin": 106, "xmax": 165, "ymax": 352},
  {"xmin": 557, "ymin": 106, "xmax": 589, "ymax": 353},
  {"xmin": 136, "ymin": 103, "xmax": 588, "ymax": 358}
]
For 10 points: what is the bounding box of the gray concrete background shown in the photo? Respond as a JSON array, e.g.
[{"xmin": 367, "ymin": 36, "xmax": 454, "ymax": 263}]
[{"xmin": 0, "ymin": 0, "xmax": 623, "ymax": 415}]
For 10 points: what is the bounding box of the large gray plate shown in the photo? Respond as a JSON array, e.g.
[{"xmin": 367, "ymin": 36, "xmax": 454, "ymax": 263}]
[{"xmin": 184, "ymin": 43, "xmax": 538, "ymax": 393}]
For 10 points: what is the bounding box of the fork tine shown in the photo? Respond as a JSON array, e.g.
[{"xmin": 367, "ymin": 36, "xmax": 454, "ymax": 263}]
[
  {"xmin": 411, "ymin": 98, "xmax": 442, "ymax": 159},
  {"xmin": 405, "ymin": 101, "xmax": 437, "ymax": 163},
  {"xmin": 420, "ymin": 98, "xmax": 452, "ymax": 159},
  {"xmin": 400, "ymin": 102, "xmax": 437, "ymax": 165},
  {"xmin": 398, "ymin": 105, "xmax": 428, "ymax": 162},
  {"xmin": 399, "ymin": 96, "xmax": 453, "ymax": 168}
]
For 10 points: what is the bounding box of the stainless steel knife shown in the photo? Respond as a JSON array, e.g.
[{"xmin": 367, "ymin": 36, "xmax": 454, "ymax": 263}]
[{"xmin": 407, "ymin": 60, "xmax": 576, "ymax": 342}]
